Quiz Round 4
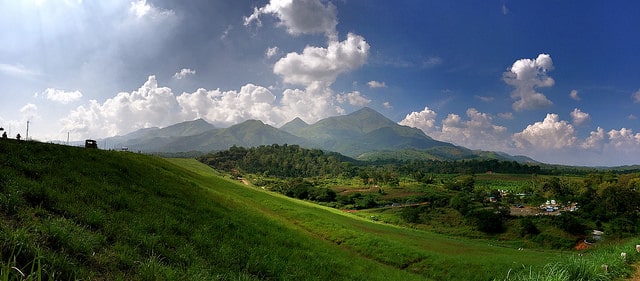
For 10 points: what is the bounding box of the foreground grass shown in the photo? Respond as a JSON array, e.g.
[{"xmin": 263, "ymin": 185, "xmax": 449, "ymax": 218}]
[
  {"xmin": 0, "ymin": 140, "xmax": 420, "ymax": 280},
  {"xmin": 501, "ymin": 239, "xmax": 640, "ymax": 281}
]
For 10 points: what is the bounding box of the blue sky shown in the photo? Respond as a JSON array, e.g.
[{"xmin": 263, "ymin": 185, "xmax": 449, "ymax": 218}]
[{"xmin": 1, "ymin": 0, "xmax": 639, "ymax": 166}]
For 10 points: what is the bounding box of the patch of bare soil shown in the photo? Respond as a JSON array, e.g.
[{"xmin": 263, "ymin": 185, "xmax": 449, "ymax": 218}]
[{"xmin": 627, "ymin": 264, "xmax": 640, "ymax": 281}]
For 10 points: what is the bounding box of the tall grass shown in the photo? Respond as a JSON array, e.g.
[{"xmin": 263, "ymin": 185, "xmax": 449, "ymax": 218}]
[{"xmin": 500, "ymin": 240, "xmax": 639, "ymax": 281}]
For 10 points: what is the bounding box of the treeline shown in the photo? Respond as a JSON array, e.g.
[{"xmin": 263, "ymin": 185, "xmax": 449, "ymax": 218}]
[
  {"xmin": 197, "ymin": 144, "xmax": 357, "ymax": 178},
  {"xmin": 198, "ymin": 145, "xmax": 543, "ymax": 181}
]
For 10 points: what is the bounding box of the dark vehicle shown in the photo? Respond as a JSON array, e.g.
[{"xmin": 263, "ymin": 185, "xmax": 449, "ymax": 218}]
[{"xmin": 85, "ymin": 139, "xmax": 98, "ymax": 149}]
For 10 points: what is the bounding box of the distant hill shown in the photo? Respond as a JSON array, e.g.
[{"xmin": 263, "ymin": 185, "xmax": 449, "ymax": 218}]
[
  {"xmin": 98, "ymin": 107, "xmax": 536, "ymax": 163},
  {"xmin": 104, "ymin": 118, "xmax": 215, "ymax": 151},
  {"xmin": 280, "ymin": 117, "xmax": 310, "ymax": 133},
  {"xmin": 154, "ymin": 119, "xmax": 308, "ymax": 152},
  {"xmin": 283, "ymin": 107, "xmax": 463, "ymax": 158}
]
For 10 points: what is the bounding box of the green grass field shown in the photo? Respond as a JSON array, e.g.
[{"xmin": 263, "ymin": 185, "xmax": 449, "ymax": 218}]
[{"xmin": 0, "ymin": 140, "xmax": 637, "ymax": 280}]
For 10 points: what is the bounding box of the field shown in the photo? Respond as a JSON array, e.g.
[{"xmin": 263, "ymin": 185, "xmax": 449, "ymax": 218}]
[{"xmin": 1, "ymin": 140, "xmax": 638, "ymax": 280}]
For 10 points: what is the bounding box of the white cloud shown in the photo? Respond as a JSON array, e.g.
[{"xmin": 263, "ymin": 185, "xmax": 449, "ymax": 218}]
[
  {"xmin": 607, "ymin": 128, "xmax": 640, "ymax": 150},
  {"xmin": 244, "ymin": 0, "xmax": 338, "ymax": 39},
  {"xmin": 129, "ymin": 0, "xmax": 174, "ymax": 19},
  {"xmin": 0, "ymin": 63, "xmax": 38, "ymax": 77},
  {"xmin": 244, "ymin": 0, "xmax": 368, "ymax": 126},
  {"xmin": 61, "ymin": 76, "xmax": 181, "ymax": 139},
  {"xmin": 336, "ymin": 91, "xmax": 371, "ymax": 106},
  {"xmin": 633, "ymin": 89, "xmax": 640, "ymax": 103},
  {"xmin": 383, "ymin": 102, "xmax": 392, "ymax": 109},
  {"xmin": 422, "ymin": 56, "xmax": 443, "ymax": 68},
  {"xmin": 20, "ymin": 103, "xmax": 39, "ymax": 121},
  {"xmin": 512, "ymin": 113, "xmax": 577, "ymax": 150},
  {"xmin": 38, "ymin": 88, "xmax": 83, "ymax": 104},
  {"xmin": 399, "ymin": 107, "xmax": 439, "ymax": 135},
  {"xmin": 498, "ymin": 112, "xmax": 514, "ymax": 119},
  {"xmin": 503, "ymin": 53, "xmax": 555, "ymax": 111},
  {"xmin": 367, "ymin": 80, "xmax": 387, "ymax": 88},
  {"xmin": 439, "ymin": 108, "xmax": 509, "ymax": 150},
  {"xmin": 400, "ymin": 107, "xmax": 510, "ymax": 150},
  {"xmin": 177, "ymin": 83, "xmax": 282, "ymax": 127},
  {"xmin": 265, "ymin": 46, "xmax": 280, "ymax": 58},
  {"xmin": 570, "ymin": 108, "xmax": 590, "ymax": 126},
  {"xmin": 579, "ymin": 127, "xmax": 640, "ymax": 165},
  {"xmin": 629, "ymin": 114, "xmax": 637, "ymax": 120},
  {"xmin": 569, "ymin": 89, "xmax": 580, "ymax": 101},
  {"xmin": 501, "ymin": 2, "xmax": 509, "ymax": 15},
  {"xmin": 220, "ymin": 25, "xmax": 232, "ymax": 40},
  {"xmin": 173, "ymin": 68, "xmax": 196, "ymax": 80},
  {"xmin": 581, "ymin": 127, "xmax": 605, "ymax": 150},
  {"xmin": 475, "ymin": 95, "xmax": 494, "ymax": 102},
  {"xmin": 273, "ymin": 33, "xmax": 369, "ymax": 86}
]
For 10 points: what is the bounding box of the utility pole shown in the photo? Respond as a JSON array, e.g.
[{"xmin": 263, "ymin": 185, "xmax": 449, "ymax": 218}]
[
  {"xmin": 26, "ymin": 121, "xmax": 29, "ymax": 140},
  {"xmin": 67, "ymin": 132, "xmax": 70, "ymax": 145}
]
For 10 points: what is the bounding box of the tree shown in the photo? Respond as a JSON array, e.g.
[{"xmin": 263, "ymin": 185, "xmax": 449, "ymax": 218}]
[
  {"xmin": 466, "ymin": 208, "xmax": 505, "ymax": 233},
  {"xmin": 400, "ymin": 206, "xmax": 422, "ymax": 223},
  {"xmin": 519, "ymin": 217, "xmax": 540, "ymax": 236},
  {"xmin": 450, "ymin": 193, "xmax": 472, "ymax": 215}
]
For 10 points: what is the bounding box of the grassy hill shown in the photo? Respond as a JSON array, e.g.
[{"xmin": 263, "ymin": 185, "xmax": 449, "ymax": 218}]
[{"xmin": 0, "ymin": 140, "xmax": 637, "ymax": 280}]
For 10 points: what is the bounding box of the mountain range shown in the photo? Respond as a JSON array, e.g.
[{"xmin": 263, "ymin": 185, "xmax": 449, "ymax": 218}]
[{"xmin": 101, "ymin": 107, "xmax": 535, "ymax": 162}]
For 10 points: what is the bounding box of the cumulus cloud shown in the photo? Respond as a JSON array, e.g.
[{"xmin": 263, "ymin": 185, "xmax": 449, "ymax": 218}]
[
  {"xmin": 60, "ymin": 76, "xmax": 181, "ymax": 138},
  {"xmin": 512, "ymin": 114, "xmax": 577, "ymax": 150},
  {"xmin": 244, "ymin": 0, "xmax": 338, "ymax": 39},
  {"xmin": 265, "ymin": 46, "xmax": 280, "ymax": 58},
  {"xmin": 400, "ymin": 107, "xmax": 510, "ymax": 150},
  {"xmin": 570, "ymin": 108, "xmax": 590, "ymax": 126},
  {"xmin": 399, "ymin": 107, "xmax": 439, "ymax": 135},
  {"xmin": 607, "ymin": 128, "xmax": 640, "ymax": 149},
  {"xmin": 633, "ymin": 89, "xmax": 640, "ymax": 103},
  {"xmin": 503, "ymin": 53, "xmax": 555, "ymax": 111},
  {"xmin": 20, "ymin": 103, "xmax": 39, "ymax": 121},
  {"xmin": 383, "ymin": 102, "xmax": 392, "ymax": 109},
  {"xmin": 177, "ymin": 83, "xmax": 283, "ymax": 127},
  {"xmin": 244, "ymin": 0, "xmax": 369, "ymax": 125},
  {"xmin": 569, "ymin": 89, "xmax": 580, "ymax": 101},
  {"xmin": 336, "ymin": 91, "xmax": 371, "ymax": 106},
  {"xmin": 367, "ymin": 81, "xmax": 387, "ymax": 88},
  {"xmin": 581, "ymin": 127, "xmax": 605, "ymax": 151},
  {"xmin": 438, "ymin": 108, "xmax": 509, "ymax": 150},
  {"xmin": 173, "ymin": 68, "xmax": 196, "ymax": 80},
  {"xmin": 38, "ymin": 88, "xmax": 83, "ymax": 104},
  {"xmin": 580, "ymin": 127, "xmax": 640, "ymax": 165},
  {"xmin": 274, "ymin": 33, "xmax": 369, "ymax": 86}
]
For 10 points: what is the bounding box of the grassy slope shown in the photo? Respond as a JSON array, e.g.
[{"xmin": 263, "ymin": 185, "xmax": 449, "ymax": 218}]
[
  {"xmin": 166, "ymin": 158, "xmax": 559, "ymax": 280},
  {"xmin": 6, "ymin": 140, "xmax": 631, "ymax": 280},
  {"xmin": 1, "ymin": 140, "xmax": 421, "ymax": 280}
]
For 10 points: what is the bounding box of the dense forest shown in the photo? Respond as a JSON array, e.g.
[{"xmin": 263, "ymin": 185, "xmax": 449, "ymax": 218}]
[{"xmin": 197, "ymin": 144, "xmax": 543, "ymax": 179}]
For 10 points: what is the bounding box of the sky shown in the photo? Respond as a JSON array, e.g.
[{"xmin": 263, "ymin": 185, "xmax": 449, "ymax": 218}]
[{"xmin": 1, "ymin": 0, "xmax": 639, "ymax": 166}]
